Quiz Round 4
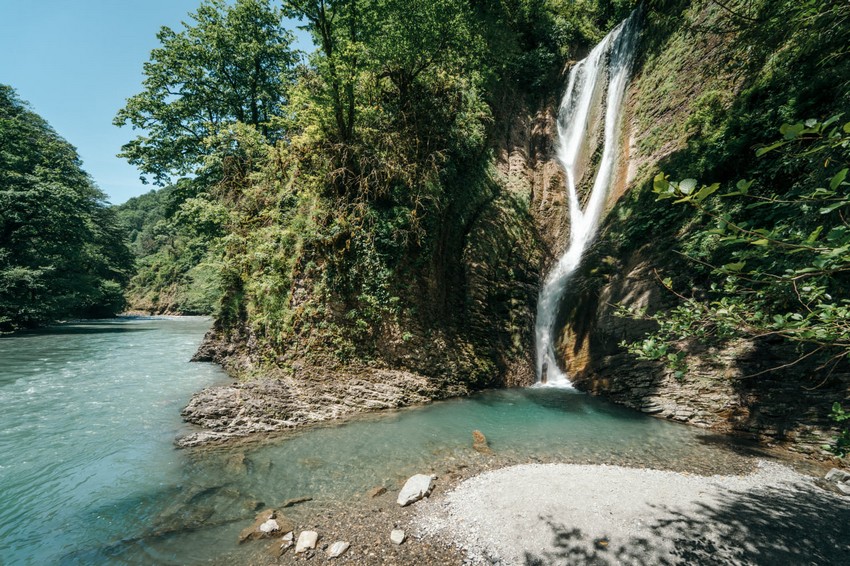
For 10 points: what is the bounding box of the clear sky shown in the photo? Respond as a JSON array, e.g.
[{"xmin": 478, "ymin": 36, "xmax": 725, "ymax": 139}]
[{"xmin": 0, "ymin": 0, "xmax": 310, "ymax": 204}]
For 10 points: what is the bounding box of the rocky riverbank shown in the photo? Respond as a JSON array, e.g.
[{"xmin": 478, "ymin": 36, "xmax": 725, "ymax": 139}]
[
  {"xmin": 224, "ymin": 438, "xmax": 847, "ymax": 566},
  {"xmin": 176, "ymin": 366, "xmax": 466, "ymax": 448}
]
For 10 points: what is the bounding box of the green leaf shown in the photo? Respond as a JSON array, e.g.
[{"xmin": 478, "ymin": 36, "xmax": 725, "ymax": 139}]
[
  {"xmin": 823, "ymin": 114, "xmax": 841, "ymax": 128},
  {"xmin": 844, "ymin": 122, "xmax": 850, "ymax": 134},
  {"xmin": 723, "ymin": 262, "xmax": 746, "ymax": 272},
  {"xmin": 679, "ymin": 178, "xmax": 697, "ymax": 195},
  {"xmin": 756, "ymin": 141, "xmax": 786, "ymax": 157},
  {"xmin": 694, "ymin": 182, "xmax": 720, "ymax": 202},
  {"xmin": 819, "ymin": 201, "xmax": 846, "ymax": 214},
  {"xmin": 751, "ymin": 238, "xmax": 770, "ymax": 246},
  {"xmin": 830, "ymin": 168, "xmax": 848, "ymax": 191},
  {"xmin": 806, "ymin": 226, "xmax": 823, "ymax": 244},
  {"xmin": 780, "ymin": 122, "xmax": 804, "ymax": 140}
]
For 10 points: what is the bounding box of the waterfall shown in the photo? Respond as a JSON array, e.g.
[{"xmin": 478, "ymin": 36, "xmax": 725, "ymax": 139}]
[{"xmin": 534, "ymin": 12, "xmax": 640, "ymax": 387}]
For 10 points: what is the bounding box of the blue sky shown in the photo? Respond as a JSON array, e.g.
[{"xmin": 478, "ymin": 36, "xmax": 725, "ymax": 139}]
[{"xmin": 0, "ymin": 0, "xmax": 310, "ymax": 204}]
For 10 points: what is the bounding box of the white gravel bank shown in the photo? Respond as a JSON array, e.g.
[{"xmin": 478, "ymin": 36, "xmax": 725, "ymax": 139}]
[{"xmin": 414, "ymin": 461, "xmax": 850, "ymax": 565}]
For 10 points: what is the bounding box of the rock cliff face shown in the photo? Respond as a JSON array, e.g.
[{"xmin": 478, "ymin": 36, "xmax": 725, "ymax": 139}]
[
  {"xmin": 547, "ymin": 2, "xmax": 850, "ymax": 458},
  {"xmin": 183, "ymin": 93, "xmax": 560, "ymax": 443}
]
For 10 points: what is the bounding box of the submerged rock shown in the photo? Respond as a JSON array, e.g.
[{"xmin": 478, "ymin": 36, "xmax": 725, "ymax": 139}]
[
  {"xmin": 295, "ymin": 530, "xmax": 319, "ymax": 553},
  {"xmin": 390, "ymin": 529, "xmax": 406, "ymax": 545},
  {"xmin": 397, "ymin": 474, "xmax": 435, "ymax": 506},
  {"xmin": 472, "ymin": 430, "xmax": 493, "ymax": 454},
  {"xmin": 326, "ymin": 541, "xmax": 350, "ymax": 558},
  {"xmin": 368, "ymin": 486, "xmax": 387, "ymax": 498},
  {"xmin": 281, "ymin": 496, "xmax": 312, "ymax": 508}
]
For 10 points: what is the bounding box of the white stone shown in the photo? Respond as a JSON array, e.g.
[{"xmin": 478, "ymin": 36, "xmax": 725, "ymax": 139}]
[
  {"xmin": 295, "ymin": 530, "xmax": 318, "ymax": 553},
  {"xmin": 326, "ymin": 541, "xmax": 350, "ymax": 558},
  {"xmin": 259, "ymin": 518, "xmax": 279, "ymax": 533},
  {"xmin": 390, "ymin": 529, "xmax": 406, "ymax": 545},
  {"xmin": 826, "ymin": 468, "xmax": 850, "ymax": 494},
  {"xmin": 397, "ymin": 474, "xmax": 435, "ymax": 506},
  {"xmin": 280, "ymin": 531, "xmax": 294, "ymax": 551}
]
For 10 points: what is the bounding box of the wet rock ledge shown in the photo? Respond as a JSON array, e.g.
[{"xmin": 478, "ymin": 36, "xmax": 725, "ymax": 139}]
[{"xmin": 176, "ymin": 367, "xmax": 464, "ymax": 448}]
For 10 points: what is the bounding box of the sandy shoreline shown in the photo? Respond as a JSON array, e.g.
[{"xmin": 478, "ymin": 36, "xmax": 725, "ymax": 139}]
[{"xmin": 412, "ymin": 461, "xmax": 850, "ymax": 565}]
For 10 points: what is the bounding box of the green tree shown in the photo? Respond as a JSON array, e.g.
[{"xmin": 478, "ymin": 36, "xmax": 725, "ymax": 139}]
[
  {"xmin": 621, "ymin": 117, "xmax": 850, "ymax": 375},
  {"xmin": 115, "ymin": 0, "xmax": 297, "ymax": 185},
  {"xmin": 0, "ymin": 85, "xmax": 132, "ymax": 331}
]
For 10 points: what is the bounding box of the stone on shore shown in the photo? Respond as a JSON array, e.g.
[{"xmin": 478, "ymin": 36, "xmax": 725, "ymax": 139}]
[
  {"xmin": 281, "ymin": 531, "xmax": 294, "ymax": 552},
  {"xmin": 397, "ymin": 474, "xmax": 435, "ymax": 506},
  {"xmin": 825, "ymin": 468, "xmax": 850, "ymax": 495},
  {"xmin": 295, "ymin": 530, "xmax": 319, "ymax": 553},
  {"xmin": 239, "ymin": 509, "xmax": 294, "ymax": 543},
  {"xmin": 326, "ymin": 541, "xmax": 350, "ymax": 558},
  {"xmin": 390, "ymin": 529, "xmax": 406, "ymax": 545}
]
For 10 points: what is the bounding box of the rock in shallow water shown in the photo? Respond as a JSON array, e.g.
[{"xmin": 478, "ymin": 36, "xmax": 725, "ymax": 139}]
[
  {"xmin": 368, "ymin": 486, "xmax": 387, "ymax": 498},
  {"xmin": 397, "ymin": 474, "xmax": 435, "ymax": 506},
  {"xmin": 472, "ymin": 430, "xmax": 493, "ymax": 454}
]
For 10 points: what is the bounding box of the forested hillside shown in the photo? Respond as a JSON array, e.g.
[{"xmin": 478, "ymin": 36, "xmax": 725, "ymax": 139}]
[
  {"xmin": 110, "ymin": 0, "xmax": 850, "ymax": 453},
  {"xmin": 0, "ymin": 86, "xmax": 132, "ymax": 332},
  {"xmin": 115, "ymin": 0, "xmax": 635, "ymax": 386}
]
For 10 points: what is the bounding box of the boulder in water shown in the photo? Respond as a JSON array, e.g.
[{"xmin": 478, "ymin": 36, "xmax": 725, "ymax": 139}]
[{"xmin": 397, "ymin": 474, "xmax": 435, "ymax": 506}]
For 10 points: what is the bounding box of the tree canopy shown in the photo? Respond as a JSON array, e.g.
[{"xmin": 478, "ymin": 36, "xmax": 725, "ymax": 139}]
[
  {"xmin": 0, "ymin": 85, "xmax": 133, "ymax": 331},
  {"xmin": 114, "ymin": 0, "xmax": 297, "ymax": 185}
]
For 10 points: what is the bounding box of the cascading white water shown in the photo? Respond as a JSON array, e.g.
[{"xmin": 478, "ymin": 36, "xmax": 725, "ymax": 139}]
[{"xmin": 534, "ymin": 12, "xmax": 640, "ymax": 387}]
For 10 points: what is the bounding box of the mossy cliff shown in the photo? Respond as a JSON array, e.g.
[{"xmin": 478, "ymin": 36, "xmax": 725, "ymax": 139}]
[{"xmin": 555, "ymin": 0, "xmax": 850, "ymax": 458}]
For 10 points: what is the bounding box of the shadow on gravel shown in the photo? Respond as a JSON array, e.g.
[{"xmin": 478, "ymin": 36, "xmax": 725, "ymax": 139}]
[{"xmin": 525, "ymin": 482, "xmax": 850, "ymax": 565}]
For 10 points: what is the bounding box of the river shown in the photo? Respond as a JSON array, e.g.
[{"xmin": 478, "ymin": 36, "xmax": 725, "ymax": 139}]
[{"xmin": 0, "ymin": 317, "xmax": 759, "ymax": 564}]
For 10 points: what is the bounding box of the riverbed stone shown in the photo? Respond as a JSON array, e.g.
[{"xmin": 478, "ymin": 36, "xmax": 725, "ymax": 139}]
[
  {"xmin": 281, "ymin": 531, "xmax": 294, "ymax": 551},
  {"xmin": 295, "ymin": 530, "xmax": 319, "ymax": 553},
  {"xmin": 397, "ymin": 474, "xmax": 435, "ymax": 506},
  {"xmin": 326, "ymin": 541, "xmax": 350, "ymax": 558},
  {"xmin": 390, "ymin": 529, "xmax": 406, "ymax": 545},
  {"xmin": 239, "ymin": 509, "xmax": 294, "ymax": 543},
  {"xmin": 259, "ymin": 518, "xmax": 279, "ymax": 533},
  {"xmin": 472, "ymin": 430, "xmax": 493, "ymax": 454},
  {"xmin": 368, "ymin": 486, "xmax": 387, "ymax": 498},
  {"xmin": 282, "ymin": 496, "xmax": 312, "ymax": 508}
]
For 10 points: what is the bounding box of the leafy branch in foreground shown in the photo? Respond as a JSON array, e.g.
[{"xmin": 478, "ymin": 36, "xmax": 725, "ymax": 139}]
[
  {"xmin": 827, "ymin": 402, "xmax": 850, "ymax": 457},
  {"xmin": 618, "ymin": 116, "xmax": 850, "ymax": 381}
]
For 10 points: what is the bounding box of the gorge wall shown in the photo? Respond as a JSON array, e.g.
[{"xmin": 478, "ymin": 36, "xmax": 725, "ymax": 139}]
[{"xmin": 551, "ymin": 1, "xmax": 850, "ymax": 458}]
